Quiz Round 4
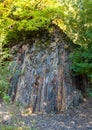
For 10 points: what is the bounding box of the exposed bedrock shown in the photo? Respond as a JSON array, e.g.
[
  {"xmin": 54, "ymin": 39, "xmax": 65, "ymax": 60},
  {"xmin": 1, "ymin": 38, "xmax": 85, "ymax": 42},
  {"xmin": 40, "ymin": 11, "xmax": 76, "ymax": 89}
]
[{"xmin": 9, "ymin": 25, "xmax": 84, "ymax": 113}]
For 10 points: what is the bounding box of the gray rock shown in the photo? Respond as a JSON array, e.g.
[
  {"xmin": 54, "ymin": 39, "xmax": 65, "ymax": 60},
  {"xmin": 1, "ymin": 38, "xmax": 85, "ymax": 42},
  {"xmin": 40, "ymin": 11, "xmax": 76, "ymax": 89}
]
[{"xmin": 9, "ymin": 25, "xmax": 86, "ymax": 113}]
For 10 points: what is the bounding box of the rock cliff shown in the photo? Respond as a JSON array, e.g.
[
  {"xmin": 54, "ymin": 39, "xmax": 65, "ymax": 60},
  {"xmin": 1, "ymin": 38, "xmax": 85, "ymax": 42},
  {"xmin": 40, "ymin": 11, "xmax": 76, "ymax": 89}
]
[{"xmin": 9, "ymin": 25, "xmax": 83, "ymax": 113}]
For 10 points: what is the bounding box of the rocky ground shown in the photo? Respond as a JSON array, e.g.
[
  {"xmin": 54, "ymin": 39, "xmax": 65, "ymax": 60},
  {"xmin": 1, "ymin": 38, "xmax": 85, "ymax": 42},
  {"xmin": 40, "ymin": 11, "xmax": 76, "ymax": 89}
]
[{"xmin": 0, "ymin": 98, "xmax": 92, "ymax": 130}]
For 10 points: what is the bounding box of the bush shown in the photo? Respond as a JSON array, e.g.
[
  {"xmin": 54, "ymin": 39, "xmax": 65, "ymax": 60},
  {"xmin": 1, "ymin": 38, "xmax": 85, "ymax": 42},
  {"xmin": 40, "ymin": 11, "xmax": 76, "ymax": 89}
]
[
  {"xmin": 0, "ymin": 62, "xmax": 11, "ymax": 100},
  {"xmin": 3, "ymin": 94, "xmax": 10, "ymax": 103},
  {"xmin": 87, "ymin": 87, "xmax": 92, "ymax": 97}
]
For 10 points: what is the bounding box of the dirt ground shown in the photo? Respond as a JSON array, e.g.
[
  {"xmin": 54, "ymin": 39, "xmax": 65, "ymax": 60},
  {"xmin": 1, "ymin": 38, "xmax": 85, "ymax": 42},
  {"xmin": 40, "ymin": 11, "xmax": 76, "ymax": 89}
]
[{"xmin": 0, "ymin": 98, "xmax": 92, "ymax": 130}]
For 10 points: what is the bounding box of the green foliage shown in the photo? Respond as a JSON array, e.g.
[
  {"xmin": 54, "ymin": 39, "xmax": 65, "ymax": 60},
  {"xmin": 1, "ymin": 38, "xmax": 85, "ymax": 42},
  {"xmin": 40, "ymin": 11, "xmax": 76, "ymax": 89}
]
[
  {"xmin": 89, "ymin": 92, "xmax": 92, "ymax": 97},
  {"xmin": 59, "ymin": 0, "xmax": 92, "ymax": 47},
  {"xmin": 0, "ymin": 0, "xmax": 60, "ymax": 44},
  {"xmin": 70, "ymin": 47, "xmax": 92, "ymax": 75},
  {"xmin": 0, "ymin": 62, "xmax": 11, "ymax": 99},
  {"xmin": 0, "ymin": 125, "xmax": 17, "ymax": 130},
  {"xmin": 86, "ymin": 87, "xmax": 92, "ymax": 97},
  {"xmin": 59, "ymin": 0, "xmax": 92, "ymax": 84},
  {"xmin": 3, "ymin": 94, "xmax": 10, "ymax": 103}
]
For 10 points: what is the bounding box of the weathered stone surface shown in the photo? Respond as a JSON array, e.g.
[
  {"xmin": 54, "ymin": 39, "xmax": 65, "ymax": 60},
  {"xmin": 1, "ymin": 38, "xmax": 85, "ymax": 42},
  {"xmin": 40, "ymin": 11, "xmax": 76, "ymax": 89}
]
[{"xmin": 9, "ymin": 25, "xmax": 83, "ymax": 113}]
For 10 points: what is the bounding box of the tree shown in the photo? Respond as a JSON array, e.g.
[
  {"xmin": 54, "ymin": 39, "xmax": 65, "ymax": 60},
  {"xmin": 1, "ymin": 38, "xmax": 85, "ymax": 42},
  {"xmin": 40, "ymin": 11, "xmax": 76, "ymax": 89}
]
[
  {"xmin": 0, "ymin": 0, "xmax": 60, "ymax": 44},
  {"xmin": 58, "ymin": 0, "xmax": 92, "ymax": 82}
]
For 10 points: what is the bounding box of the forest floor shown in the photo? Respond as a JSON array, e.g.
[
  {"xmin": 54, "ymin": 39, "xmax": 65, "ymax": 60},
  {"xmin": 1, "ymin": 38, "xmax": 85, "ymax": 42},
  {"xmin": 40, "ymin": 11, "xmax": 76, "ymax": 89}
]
[{"xmin": 0, "ymin": 98, "xmax": 92, "ymax": 130}]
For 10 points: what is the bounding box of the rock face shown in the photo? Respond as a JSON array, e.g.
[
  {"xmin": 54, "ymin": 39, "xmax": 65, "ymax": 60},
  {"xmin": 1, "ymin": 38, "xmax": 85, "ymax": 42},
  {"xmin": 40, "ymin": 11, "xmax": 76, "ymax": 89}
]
[{"xmin": 9, "ymin": 25, "xmax": 82, "ymax": 113}]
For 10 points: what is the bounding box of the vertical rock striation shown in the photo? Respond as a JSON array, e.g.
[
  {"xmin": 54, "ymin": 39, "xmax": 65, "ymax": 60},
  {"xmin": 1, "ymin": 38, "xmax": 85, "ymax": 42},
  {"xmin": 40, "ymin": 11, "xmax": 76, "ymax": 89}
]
[{"xmin": 9, "ymin": 25, "xmax": 83, "ymax": 113}]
